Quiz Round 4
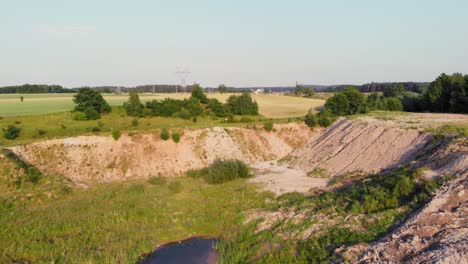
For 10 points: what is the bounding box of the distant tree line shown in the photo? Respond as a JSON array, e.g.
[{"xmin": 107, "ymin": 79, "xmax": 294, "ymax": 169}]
[
  {"xmin": 123, "ymin": 84, "xmax": 259, "ymax": 119},
  {"xmin": 359, "ymin": 82, "xmax": 429, "ymax": 93},
  {"xmin": 0, "ymin": 84, "xmax": 73, "ymax": 94}
]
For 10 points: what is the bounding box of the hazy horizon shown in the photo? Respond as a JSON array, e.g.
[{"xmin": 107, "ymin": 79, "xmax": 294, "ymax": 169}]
[{"xmin": 1, "ymin": 0, "xmax": 467, "ymax": 87}]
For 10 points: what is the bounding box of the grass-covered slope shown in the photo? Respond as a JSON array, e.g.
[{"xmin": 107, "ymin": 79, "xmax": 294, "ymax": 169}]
[{"xmin": 0, "ymin": 152, "xmax": 271, "ymax": 263}]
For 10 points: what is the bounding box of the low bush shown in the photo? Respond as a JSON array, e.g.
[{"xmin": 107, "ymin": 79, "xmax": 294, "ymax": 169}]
[
  {"xmin": 37, "ymin": 129, "xmax": 46, "ymax": 136},
  {"xmin": 131, "ymin": 118, "xmax": 139, "ymax": 127},
  {"xmin": 72, "ymin": 111, "xmax": 87, "ymax": 121},
  {"xmin": 160, "ymin": 128, "xmax": 170, "ymax": 140},
  {"xmin": 172, "ymin": 133, "xmax": 181, "ymax": 143},
  {"xmin": 84, "ymin": 106, "xmax": 100, "ymax": 120},
  {"xmin": 2, "ymin": 125, "xmax": 21, "ymax": 140},
  {"xmin": 91, "ymin": 127, "xmax": 101, "ymax": 133},
  {"xmin": 264, "ymin": 121, "xmax": 274, "ymax": 132},
  {"xmin": 112, "ymin": 130, "xmax": 121, "ymax": 141},
  {"xmin": 205, "ymin": 159, "xmax": 251, "ymax": 184},
  {"xmin": 304, "ymin": 113, "xmax": 317, "ymax": 128}
]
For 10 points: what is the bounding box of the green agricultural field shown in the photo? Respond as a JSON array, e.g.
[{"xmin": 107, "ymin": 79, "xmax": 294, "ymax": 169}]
[
  {"xmin": 0, "ymin": 153, "xmax": 271, "ymax": 263},
  {"xmin": 0, "ymin": 93, "xmax": 325, "ymax": 118}
]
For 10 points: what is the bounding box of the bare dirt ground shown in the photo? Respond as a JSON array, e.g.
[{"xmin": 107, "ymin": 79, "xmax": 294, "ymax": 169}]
[{"xmin": 248, "ymin": 160, "xmax": 328, "ymax": 196}]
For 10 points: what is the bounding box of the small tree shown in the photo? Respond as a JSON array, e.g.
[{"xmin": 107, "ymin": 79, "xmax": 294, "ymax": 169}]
[
  {"xmin": 384, "ymin": 97, "xmax": 404, "ymax": 111},
  {"xmin": 20, "ymin": 96, "xmax": 24, "ymax": 102},
  {"xmin": 73, "ymin": 88, "xmax": 111, "ymax": 116},
  {"xmin": 190, "ymin": 84, "xmax": 208, "ymax": 104},
  {"xmin": 304, "ymin": 88, "xmax": 315, "ymax": 97},
  {"xmin": 124, "ymin": 91, "xmax": 144, "ymax": 117},
  {"xmin": 294, "ymin": 84, "xmax": 304, "ymax": 95},
  {"xmin": 342, "ymin": 86, "xmax": 366, "ymax": 115},
  {"xmin": 325, "ymin": 93, "xmax": 349, "ymax": 116},
  {"xmin": 3, "ymin": 125, "xmax": 21, "ymax": 140}
]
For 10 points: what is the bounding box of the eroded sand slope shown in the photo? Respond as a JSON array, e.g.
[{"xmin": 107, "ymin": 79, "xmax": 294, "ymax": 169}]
[
  {"xmin": 10, "ymin": 123, "xmax": 315, "ymax": 183},
  {"xmin": 293, "ymin": 118, "xmax": 434, "ymax": 176}
]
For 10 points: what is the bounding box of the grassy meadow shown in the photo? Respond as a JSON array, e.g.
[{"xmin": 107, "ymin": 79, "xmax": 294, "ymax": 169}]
[
  {"xmin": 0, "ymin": 93, "xmax": 325, "ymax": 118},
  {"xmin": 0, "ymin": 152, "xmax": 271, "ymax": 263}
]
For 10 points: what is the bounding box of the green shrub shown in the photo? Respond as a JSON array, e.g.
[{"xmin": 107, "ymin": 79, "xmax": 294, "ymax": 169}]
[
  {"xmin": 384, "ymin": 97, "xmax": 404, "ymax": 111},
  {"xmin": 131, "ymin": 118, "xmax": 139, "ymax": 127},
  {"xmin": 172, "ymin": 133, "xmax": 181, "ymax": 143},
  {"xmin": 84, "ymin": 106, "xmax": 100, "ymax": 120},
  {"xmin": 264, "ymin": 121, "xmax": 274, "ymax": 132},
  {"xmin": 112, "ymin": 130, "xmax": 121, "ymax": 141},
  {"xmin": 25, "ymin": 167, "xmax": 42, "ymax": 184},
  {"xmin": 37, "ymin": 129, "xmax": 46, "ymax": 136},
  {"xmin": 124, "ymin": 91, "xmax": 144, "ymax": 117},
  {"xmin": 147, "ymin": 176, "xmax": 166, "ymax": 185},
  {"xmin": 304, "ymin": 113, "xmax": 317, "ymax": 128},
  {"xmin": 91, "ymin": 127, "xmax": 101, "ymax": 133},
  {"xmin": 160, "ymin": 128, "xmax": 170, "ymax": 140},
  {"xmin": 205, "ymin": 159, "xmax": 251, "ymax": 184},
  {"xmin": 72, "ymin": 111, "xmax": 87, "ymax": 121},
  {"xmin": 97, "ymin": 121, "xmax": 104, "ymax": 127},
  {"xmin": 317, "ymin": 110, "xmax": 335, "ymax": 127},
  {"xmin": 168, "ymin": 181, "xmax": 183, "ymax": 193},
  {"xmin": 2, "ymin": 125, "xmax": 21, "ymax": 140}
]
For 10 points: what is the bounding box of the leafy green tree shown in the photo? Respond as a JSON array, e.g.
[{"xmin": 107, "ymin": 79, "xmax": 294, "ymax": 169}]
[
  {"xmin": 227, "ymin": 93, "xmax": 259, "ymax": 115},
  {"xmin": 342, "ymin": 86, "xmax": 367, "ymax": 114},
  {"xmin": 124, "ymin": 91, "xmax": 143, "ymax": 117},
  {"xmin": 324, "ymin": 93, "xmax": 349, "ymax": 116},
  {"xmin": 84, "ymin": 106, "xmax": 100, "ymax": 120},
  {"xmin": 191, "ymin": 84, "xmax": 208, "ymax": 104},
  {"xmin": 73, "ymin": 88, "xmax": 111, "ymax": 115},
  {"xmin": 424, "ymin": 73, "xmax": 468, "ymax": 113},
  {"xmin": 384, "ymin": 97, "xmax": 403, "ymax": 111},
  {"xmin": 208, "ymin": 98, "xmax": 229, "ymax": 117},
  {"xmin": 317, "ymin": 109, "xmax": 335, "ymax": 127},
  {"xmin": 294, "ymin": 84, "xmax": 304, "ymax": 95},
  {"xmin": 304, "ymin": 88, "xmax": 315, "ymax": 97},
  {"xmin": 304, "ymin": 112, "xmax": 318, "ymax": 127},
  {"xmin": 383, "ymin": 84, "xmax": 406, "ymax": 98},
  {"xmin": 217, "ymin": 84, "xmax": 229, "ymax": 93},
  {"xmin": 184, "ymin": 97, "xmax": 203, "ymax": 116},
  {"xmin": 366, "ymin": 93, "xmax": 384, "ymax": 110}
]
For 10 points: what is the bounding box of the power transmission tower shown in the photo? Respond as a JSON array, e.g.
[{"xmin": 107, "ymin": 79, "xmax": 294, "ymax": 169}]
[{"xmin": 175, "ymin": 67, "xmax": 190, "ymax": 93}]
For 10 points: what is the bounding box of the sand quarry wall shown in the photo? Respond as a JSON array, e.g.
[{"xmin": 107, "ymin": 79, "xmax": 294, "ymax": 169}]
[
  {"xmin": 10, "ymin": 118, "xmax": 467, "ymax": 184},
  {"xmin": 10, "ymin": 123, "xmax": 316, "ymax": 183},
  {"xmin": 292, "ymin": 118, "xmax": 467, "ymax": 177}
]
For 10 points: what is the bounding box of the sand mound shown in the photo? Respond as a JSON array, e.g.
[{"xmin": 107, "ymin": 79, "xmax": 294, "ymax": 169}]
[
  {"xmin": 10, "ymin": 123, "xmax": 315, "ymax": 183},
  {"xmin": 292, "ymin": 118, "xmax": 449, "ymax": 177}
]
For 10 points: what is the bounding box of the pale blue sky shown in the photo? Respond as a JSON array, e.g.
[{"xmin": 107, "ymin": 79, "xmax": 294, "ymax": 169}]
[{"xmin": 1, "ymin": 0, "xmax": 467, "ymax": 87}]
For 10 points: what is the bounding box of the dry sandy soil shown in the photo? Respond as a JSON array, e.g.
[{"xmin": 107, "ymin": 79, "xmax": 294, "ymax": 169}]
[{"xmin": 248, "ymin": 160, "xmax": 328, "ymax": 196}]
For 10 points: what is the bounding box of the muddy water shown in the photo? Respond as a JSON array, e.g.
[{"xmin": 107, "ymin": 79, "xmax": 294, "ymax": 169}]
[{"xmin": 140, "ymin": 237, "xmax": 217, "ymax": 264}]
